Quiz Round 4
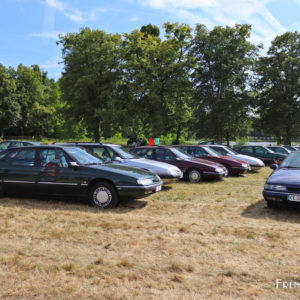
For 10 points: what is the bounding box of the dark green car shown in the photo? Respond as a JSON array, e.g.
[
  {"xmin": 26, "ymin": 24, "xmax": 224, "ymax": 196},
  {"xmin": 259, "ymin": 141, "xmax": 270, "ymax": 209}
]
[
  {"xmin": 0, "ymin": 145, "xmax": 162, "ymax": 208},
  {"xmin": 233, "ymin": 145, "xmax": 287, "ymax": 165}
]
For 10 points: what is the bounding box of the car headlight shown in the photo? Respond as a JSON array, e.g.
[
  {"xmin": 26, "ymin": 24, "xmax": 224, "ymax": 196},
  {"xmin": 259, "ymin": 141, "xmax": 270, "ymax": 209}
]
[
  {"xmin": 264, "ymin": 184, "xmax": 286, "ymax": 191},
  {"xmin": 215, "ymin": 167, "xmax": 224, "ymax": 173},
  {"xmin": 242, "ymin": 163, "xmax": 248, "ymax": 168},
  {"xmin": 137, "ymin": 178, "xmax": 153, "ymax": 185}
]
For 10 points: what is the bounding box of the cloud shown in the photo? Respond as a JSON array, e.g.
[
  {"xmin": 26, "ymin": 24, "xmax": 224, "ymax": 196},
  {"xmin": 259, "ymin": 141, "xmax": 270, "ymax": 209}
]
[
  {"xmin": 44, "ymin": 0, "xmax": 102, "ymax": 23},
  {"xmin": 139, "ymin": 0, "xmax": 286, "ymax": 47},
  {"xmin": 31, "ymin": 31, "xmax": 64, "ymax": 39}
]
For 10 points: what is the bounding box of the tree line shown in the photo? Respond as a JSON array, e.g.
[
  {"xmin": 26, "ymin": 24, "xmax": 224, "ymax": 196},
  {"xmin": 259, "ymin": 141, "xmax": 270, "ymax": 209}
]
[{"xmin": 0, "ymin": 23, "xmax": 299, "ymax": 145}]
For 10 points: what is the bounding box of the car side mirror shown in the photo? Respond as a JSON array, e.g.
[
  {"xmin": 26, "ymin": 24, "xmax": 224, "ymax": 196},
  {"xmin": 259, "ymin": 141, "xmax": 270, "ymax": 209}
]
[
  {"xmin": 114, "ymin": 157, "xmax": 123, "ymax": 162},
  {"xmin": 270, "ymin": 164, "xmax": 278, "ymax": 170},
  {"xmin": 69, "ymin": 161, "xmax": 79, "ymax": 168}
]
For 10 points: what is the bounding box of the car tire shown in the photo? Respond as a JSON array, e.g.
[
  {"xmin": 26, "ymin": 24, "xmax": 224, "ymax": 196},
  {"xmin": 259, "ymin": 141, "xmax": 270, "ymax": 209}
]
[
  {"xmin": 187, "ymin": 169, "xmax": 203, "ymax": 183},
  {"xmin": 224, "ymin": 165, "xmax": 232, "ymax": 176},
  {"xmin": 89, "ymin": 181, "xmax": 119, "ymax": 208},
  {"xmin": 0, "ymin": 184, "xmax": 4, "ymax": 197}
]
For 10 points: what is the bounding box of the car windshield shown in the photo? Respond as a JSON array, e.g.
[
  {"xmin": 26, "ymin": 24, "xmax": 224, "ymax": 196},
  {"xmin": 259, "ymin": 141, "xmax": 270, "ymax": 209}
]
[
  {"xmin": 203, "ymin": 147, "xmax": 220, "ymax": 157},
  {"xmin": 112, "ymin": 146, "xmax": 139, "ymax": 159},
  {"xmin": 65, "ymin": 147, "xmax": 102, "ymax": 165},
  {"xmin": 170, "ymin": 148, "xmax": 192, "ymax": 159},
  {"xmin": 279, "ymin": 152, "xmax": 300, "ymax": 168},
  {"xmin": 224, "ymin": 147, "xmax": 237, "ymax": 155}
]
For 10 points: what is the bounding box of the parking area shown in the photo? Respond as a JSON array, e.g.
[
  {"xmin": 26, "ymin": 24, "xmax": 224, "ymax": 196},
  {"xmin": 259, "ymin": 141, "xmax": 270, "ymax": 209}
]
[{"xmin": 0, "ymin": 168, "xmax": 299, "ymax": 299}]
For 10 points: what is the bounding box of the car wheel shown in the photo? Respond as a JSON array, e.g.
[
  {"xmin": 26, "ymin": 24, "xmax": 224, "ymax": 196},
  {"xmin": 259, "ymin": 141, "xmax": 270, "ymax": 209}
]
[
  {"xmin": 0, "ymin": 184, "xmax": 4, "ymax": 197},
  {"xmin": 224, "ymin": 165, "xmax": 232, "ymax": 176},
  {"xmin": 187, "ymin": 169, "xmax": 203, "ymax": 183},
  {"xmin": 89, "ymin": 181, "xmax": 118, "ymax": 208}
]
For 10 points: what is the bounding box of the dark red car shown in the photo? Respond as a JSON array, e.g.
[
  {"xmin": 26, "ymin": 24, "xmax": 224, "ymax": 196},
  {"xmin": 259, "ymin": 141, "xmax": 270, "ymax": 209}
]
[
  {"xmin": 130, "ymin": 146, "xmax": 227, "ymax": 183},
  {"xmin": 173, "ymin": 145, "xmax": 250, "ymax": 175}
]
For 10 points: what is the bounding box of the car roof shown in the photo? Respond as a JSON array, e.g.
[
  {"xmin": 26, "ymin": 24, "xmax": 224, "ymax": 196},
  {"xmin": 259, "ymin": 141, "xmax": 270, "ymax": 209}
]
[
  {"xmin": 0, "ymin": 140, "xmax": 40, "ymax": 144},
  {"xmin": 54, "ymin": 142, "xmax": 120, "ymax": 147}
]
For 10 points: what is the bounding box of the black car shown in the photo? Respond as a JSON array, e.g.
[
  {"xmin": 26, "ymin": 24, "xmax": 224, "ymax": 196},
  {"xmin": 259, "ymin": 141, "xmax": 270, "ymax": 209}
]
[
  {"xmin": 0, "ymin": 140, "xmax": 40, "ymax": 151},
  {"xmin": 234, "ymin": 145, "xmax": 287, "ymax": 165},
  {"xmin": 0, "ymin": 145, "xmax": 162, "ymax": 208}
]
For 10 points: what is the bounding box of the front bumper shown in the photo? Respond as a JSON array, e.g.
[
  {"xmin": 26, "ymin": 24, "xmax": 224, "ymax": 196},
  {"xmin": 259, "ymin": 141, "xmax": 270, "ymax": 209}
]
[
  {"xmin": 203, "ymin": 170, "xmax": 227, "ymax": 179},
  {"xmin": 159, "ymin": 172, "xmax": 183, "ymax": 184},
  {"xmin": 250, "ymin": 165, "xmax": 264, "ymax": 171},
  {"xmin": 116, "ymin": 181, "xmax": 163, "ymax": 197},
  {"xmin": 231, "ymin": 167, "xmax": 249, "ymax": 175},
  {"xmin": 263, "ymin": 190, "xmax": 300, "ymax": 206}
]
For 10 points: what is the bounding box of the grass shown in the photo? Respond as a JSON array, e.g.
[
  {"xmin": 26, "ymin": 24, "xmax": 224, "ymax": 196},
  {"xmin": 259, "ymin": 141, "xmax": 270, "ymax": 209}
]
[{"xmin": 0, "ymin": 168, "xmax": 300, "ymax": 299}]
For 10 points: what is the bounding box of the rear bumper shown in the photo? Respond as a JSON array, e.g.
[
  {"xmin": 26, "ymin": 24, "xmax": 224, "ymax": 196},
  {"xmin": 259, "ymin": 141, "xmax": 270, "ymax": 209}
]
[{"xmin": 116, "ymin": 181, "xmax": 163, "ymax": 197}]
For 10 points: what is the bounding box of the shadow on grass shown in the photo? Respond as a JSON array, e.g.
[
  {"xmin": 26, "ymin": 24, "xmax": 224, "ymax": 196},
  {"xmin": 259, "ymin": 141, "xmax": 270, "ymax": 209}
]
[
  {"xmin": 0, "ymin": 194, "xmax": 148, "ymax": 214},
  {"xmin": 242, "ymin": 199, "xmax": 300, "ymax": 224}
]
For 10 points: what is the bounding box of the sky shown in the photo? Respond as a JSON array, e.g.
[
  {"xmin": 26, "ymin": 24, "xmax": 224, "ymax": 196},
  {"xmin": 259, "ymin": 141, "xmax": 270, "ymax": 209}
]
[{"xmin": 0, "ymin": 0, "xmax": 299, "ymax": 80}]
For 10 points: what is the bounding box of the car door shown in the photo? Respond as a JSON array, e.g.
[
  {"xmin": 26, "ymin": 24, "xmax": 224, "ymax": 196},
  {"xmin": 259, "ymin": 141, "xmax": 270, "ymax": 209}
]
[
  {"xmin": 154, "ymin": 148, "xmax": 179, "ymax": 167},
  {"xmin": 37, "ymin": 148, "xmax": 82, "ymax": 196},
  {"xmin": 239, "ymin": 146, "xmax": 254, "ymax": 157},
  {"xmin": 1, "ymin": 148, "xmax": 39, "ymax": 194},
  {"xmin": 253, "ymin": 146, "xmax": 271, "ymax": 163}
]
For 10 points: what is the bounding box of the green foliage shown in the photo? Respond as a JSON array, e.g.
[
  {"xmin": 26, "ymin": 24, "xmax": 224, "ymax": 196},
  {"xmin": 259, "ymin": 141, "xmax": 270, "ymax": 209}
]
[
  {"xmin": 255, "ymin": 31, "xmax": 300, "ymax": 144},
  {"xmin": 191, "ymin": 24, "xmax": 258, "ymax": 145}
]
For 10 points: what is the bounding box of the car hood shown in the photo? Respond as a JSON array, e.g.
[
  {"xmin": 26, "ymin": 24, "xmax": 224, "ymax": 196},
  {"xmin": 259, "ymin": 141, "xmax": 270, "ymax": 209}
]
[
  {"xmin": 229, "ymin": 154, "xmax": 264, "ymax": 166},
  {"xmin": 85, "ymin": 163, "xmax": 156, "ymax": 179},
  {"xmin": 121, "ymin": 158, "xmax": 181, "ymax": 172},
  {"xmin": 267, "ymin": 168, "xmax": 300, "ymax": 185}
]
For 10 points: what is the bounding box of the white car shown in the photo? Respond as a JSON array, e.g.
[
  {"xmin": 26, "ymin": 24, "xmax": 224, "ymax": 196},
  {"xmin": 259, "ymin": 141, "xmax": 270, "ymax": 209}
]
[{"xmin": 208, "ymin": 145, "xmax": 265, "ymax": 171}]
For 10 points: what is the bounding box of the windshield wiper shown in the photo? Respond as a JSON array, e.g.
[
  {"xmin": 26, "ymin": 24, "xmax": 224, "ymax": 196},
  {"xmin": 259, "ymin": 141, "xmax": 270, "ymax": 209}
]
[{"xmin": 84, "ymin": 162, "xmax": 102, "ymax": 165}]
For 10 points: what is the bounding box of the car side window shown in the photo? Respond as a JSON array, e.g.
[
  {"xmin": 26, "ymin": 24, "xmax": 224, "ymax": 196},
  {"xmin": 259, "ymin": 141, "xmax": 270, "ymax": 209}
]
[
  {"xmin": 0, "ymin": 142, "xmax": 10, "ymax": 150},
  {"xmin": 211, "ymin": 147, "xmax": 227, "ymax": 155},
  {"xmin": 155, "ymin": 149, "xmax": 176, "ymax": 161},
  {"xmin": 255, "ymin": 147, "xmax": 267, "ymax": 154},
  {"xmin": 179, "ymin": 146, "xmax": 188, "ymax": 153},
  {"xmin": 189, "ymin": 147, "xmax": 207, "ymax": 157},
  {"xmin": 138, "ymin": 148, "xmax": 153, "ymax": 159},
  {"xmin": 240, "ymin": 146, "xmax": 253, "ymax": 153},
  {"xmin": 5, "ymin": 149, "xmax": 36, "ymax": 167},
  {"xmin": 92, "ymin": 147, "xmax": 112, "ymax": 161},
  {"xmin": 39, "ymin": 149, "xmax": 69, "ymax": 168},
  {"xmin": 105, "ymin": 147, "xmax": 118, "ymax": 160}
]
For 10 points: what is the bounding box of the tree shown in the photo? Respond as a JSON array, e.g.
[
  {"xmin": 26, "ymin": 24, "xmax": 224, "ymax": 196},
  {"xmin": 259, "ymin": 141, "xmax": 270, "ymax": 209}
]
[
  {"xmin": 0, "ymin": 64, "xmax": 21, "ymax": 137},
  {"xmin": 58, "ymin": 28, "xmax": 122, "ymax": 142},
  {"xmin": 190, "ymin": 24, "xmax": 258, "ymax": 145},
  {"xmin": 255, "ymin": 31, "xmax": 300, "ymax": 144},
  {"xmin": 121, "ymin": 23, "xmax": 194, "ymax": 142}
]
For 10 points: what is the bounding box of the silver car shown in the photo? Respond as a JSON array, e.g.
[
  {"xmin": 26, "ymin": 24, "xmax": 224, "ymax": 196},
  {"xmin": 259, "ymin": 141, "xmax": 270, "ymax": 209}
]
[
  {"xmin": 58, "ymin": 143, "xmax": 183, "ymax": 184},
  {"xmin": 208, "ymin": 145, "xmax": 265, "ymax": 171}
]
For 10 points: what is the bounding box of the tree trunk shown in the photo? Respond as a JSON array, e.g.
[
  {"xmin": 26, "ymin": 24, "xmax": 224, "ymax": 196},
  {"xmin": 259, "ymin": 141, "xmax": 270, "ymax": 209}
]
[
  {"xmin": 174, "ymin": 127, "xmax": 181, "ymax": 145},
  {"xmin": 226, "ymin": 131, "xmax": 230, "ymax": 146},
  {"xmin": 94, "ymin": 118, "xmax": 100, "ymax": 143}
]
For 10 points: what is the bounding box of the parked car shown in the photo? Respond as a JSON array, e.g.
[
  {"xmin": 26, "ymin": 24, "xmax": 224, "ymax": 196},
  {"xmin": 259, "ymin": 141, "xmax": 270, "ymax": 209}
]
[
  {"xmin": 208, "ymin": 145, "xmax": 265, "ymax": 171},
  {"xmin": 266, "ymin": 146, "xmax": 291, "ymax": 155},
  {"xmin": 0, "ymin": 140, "xmax": 40, "ymax": 152},
  {"xmin": 57, "ymin": 143, "xmax": 182, "ymax": 184},
  {"xmin": 282, "ymin": 145, "xmax": 298, "ymax": 152},
  {"xmin": 130, "ymin": 146, "xmax": 227, "ymax": 182},
  {"xmin": 172, "ymin": 145, "xmax": 250, "ymax": 176},
  {"xmin": 294, "ymin": 146, "xmax": 300, "ymax": 151},
  {"xmin": 0, "ymin": 145, "xmax": 162, "ymax": 208},
  {"xmin": 233, "ymin": 145, "xmax": 287, "ymax": 165},
  {"xmin": 263, "ymin": 152, "xmax": 300, "ymax": 208}
]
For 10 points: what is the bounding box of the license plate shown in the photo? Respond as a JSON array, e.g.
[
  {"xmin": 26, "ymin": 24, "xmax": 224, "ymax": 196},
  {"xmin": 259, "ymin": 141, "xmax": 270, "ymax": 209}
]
[
  {"xmin": 155, "ymin": 185, "xmax": 162, "ymax": 192},
  {"xmin": 287, "ymin": 194, "xmax": 300, "ymax": 202}
]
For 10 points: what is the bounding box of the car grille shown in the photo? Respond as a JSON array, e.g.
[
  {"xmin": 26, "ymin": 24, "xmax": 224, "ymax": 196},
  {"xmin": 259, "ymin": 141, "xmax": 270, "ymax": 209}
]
[{"xmin": 287, "ymin": 187, "xmax": 300, "ymax": 193}]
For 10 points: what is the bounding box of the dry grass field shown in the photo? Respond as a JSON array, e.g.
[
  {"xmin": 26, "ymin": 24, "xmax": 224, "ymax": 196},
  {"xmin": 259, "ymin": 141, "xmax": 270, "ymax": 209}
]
[{"xmin": 0, "ymin": 168, "xmax": 300, "ymax": 299}]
